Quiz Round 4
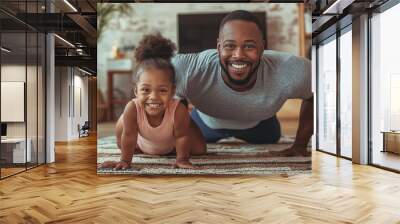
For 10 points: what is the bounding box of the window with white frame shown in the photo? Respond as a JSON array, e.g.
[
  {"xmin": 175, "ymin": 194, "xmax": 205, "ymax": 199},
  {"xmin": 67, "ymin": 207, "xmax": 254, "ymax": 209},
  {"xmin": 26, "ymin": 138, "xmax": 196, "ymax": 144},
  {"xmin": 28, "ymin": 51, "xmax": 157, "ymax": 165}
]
[
  {"xmin": 339, "ymin": 28, "xmax": 352, "ymax": 158},
  {"xmin": 371, "ymin": 2, "xmax": 400, "ymax": 168},
  {"xmin": 317, "ymin": 36, "xmax": 337, "ymax": 154}
]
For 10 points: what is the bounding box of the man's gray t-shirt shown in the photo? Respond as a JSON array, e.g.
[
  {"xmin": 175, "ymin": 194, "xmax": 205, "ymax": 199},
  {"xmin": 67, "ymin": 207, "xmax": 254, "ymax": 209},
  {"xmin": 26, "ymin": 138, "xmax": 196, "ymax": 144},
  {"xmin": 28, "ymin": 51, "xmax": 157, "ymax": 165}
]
[{"xmin": 172, "ymin": 49, "xmax": 312, "ymax": 129}]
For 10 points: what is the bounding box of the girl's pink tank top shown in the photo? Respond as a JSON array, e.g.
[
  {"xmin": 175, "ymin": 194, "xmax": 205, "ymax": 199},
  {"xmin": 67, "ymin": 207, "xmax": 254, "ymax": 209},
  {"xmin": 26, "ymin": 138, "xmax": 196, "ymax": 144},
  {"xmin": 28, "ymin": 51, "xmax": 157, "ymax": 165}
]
[{"xmin": 134, "ymin": 99, "xmax": 179, "ymax": 155}]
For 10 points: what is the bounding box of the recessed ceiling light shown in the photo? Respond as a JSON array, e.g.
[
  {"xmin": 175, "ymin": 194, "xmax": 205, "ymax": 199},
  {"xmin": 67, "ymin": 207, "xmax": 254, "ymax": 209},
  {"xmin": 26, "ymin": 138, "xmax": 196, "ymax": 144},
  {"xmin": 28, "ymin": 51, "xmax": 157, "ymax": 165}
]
[
  {"xmin": 323, "ymin": 0, "xmax": 355, "ymax": 15},
  {"xmin": 63, "ymin": 0, "xmax": 78, "ymax": 12},
  {"xmin": 1, "ymin": 47, "xmax": 11, "ymax": 53},
  {"xmin": 78, "ymin": 67, "xmax": 92, "ymax": 76},
  {"xmin": 54, "ymin": 34, "xmax": 75, "ymax": 48}
]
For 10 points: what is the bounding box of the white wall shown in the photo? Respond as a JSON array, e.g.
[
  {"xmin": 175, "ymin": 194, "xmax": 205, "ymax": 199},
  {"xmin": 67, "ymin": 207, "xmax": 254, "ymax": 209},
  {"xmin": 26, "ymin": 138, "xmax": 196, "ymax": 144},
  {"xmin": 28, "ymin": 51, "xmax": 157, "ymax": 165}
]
[
  {"xmin": 72, "ymin": 73, "xmax": 89, "ymax": 138},
  {"xmin": 1, "ymin": 65, "xmax": 26, "ymax": 139},
  {"xmin": 55, "ymin": 67, "xmax": 68, "ymax": 141},
  {"xmin": 1, "ymin": 64, "xmax": 46, "ymax": 164},
  {"xmin": 54, "ymin": 67, "xmax": 89, "ymax": 141},
  {"xmin": 75, "ymin": 73, "xmax": 89, "ymax": 123},
  {"xmin": 1, "ymin": 65, "xmax": 37, "ymax": 137},
  {"xmin": 1, "ymin": 66, "xmax": 26, "ymax": 136}
]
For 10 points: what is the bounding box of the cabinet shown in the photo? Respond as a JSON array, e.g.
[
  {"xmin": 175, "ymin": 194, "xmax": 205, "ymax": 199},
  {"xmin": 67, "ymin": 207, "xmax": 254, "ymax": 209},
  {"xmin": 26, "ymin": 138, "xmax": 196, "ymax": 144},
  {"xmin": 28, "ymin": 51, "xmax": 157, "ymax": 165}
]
[
  {"xmin": 382, "ymin": 131, "xmax": 400, "ymax": 154},
  {"xmin": 1, "ymin": 138, "xmax": 32, "ymax": 163}
]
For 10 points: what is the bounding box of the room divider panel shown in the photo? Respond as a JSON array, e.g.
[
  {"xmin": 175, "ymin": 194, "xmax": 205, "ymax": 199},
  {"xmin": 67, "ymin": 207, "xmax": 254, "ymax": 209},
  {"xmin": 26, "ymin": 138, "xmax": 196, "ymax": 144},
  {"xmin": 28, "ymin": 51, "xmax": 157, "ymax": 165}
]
[{"xmin": 0, "ymin": 0, "xmax": 47, "ymax": 179}]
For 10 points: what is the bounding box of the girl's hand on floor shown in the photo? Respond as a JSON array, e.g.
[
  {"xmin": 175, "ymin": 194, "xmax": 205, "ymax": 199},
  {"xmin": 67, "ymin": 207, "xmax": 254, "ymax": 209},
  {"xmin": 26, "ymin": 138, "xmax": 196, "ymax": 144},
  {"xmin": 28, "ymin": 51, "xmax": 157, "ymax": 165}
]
[
  {"xmin": 173, "ymin": 160, "xmax": 199, "ymax": 169},
  {"xmin": 114, "ymin": 160, "xmax": 131, "ymax": 170},
  {"xmin": 97, "ymin": 161, "xmax": 118, "ymax": 169},
  {"xmin": 97, "ymin": 160, "xmax": 131, "ymax": 170}
]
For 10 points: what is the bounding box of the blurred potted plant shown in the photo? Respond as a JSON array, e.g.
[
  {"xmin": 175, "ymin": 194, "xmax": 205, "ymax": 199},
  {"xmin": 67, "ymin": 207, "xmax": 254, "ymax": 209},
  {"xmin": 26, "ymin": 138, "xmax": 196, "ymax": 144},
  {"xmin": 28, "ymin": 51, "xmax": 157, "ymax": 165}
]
[{"xmin": 97, "ymin": 3, "xmax": 133, "ymax": 41}]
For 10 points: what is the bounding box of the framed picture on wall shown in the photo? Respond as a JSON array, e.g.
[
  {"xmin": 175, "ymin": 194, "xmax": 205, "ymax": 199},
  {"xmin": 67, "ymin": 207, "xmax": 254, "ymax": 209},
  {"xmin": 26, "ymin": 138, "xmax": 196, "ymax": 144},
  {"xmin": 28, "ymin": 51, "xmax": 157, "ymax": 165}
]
[{"xmin": 1, "ymin": 81, "xmax": 25, "ymax": 122}]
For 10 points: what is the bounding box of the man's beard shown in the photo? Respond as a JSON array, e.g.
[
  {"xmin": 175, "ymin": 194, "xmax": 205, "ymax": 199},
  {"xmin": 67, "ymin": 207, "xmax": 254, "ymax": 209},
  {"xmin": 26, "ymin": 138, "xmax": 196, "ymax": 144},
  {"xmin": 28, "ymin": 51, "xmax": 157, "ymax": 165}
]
[{"xmin": 219, "ymin": 60, "xmax": 260, "ymax": 86}]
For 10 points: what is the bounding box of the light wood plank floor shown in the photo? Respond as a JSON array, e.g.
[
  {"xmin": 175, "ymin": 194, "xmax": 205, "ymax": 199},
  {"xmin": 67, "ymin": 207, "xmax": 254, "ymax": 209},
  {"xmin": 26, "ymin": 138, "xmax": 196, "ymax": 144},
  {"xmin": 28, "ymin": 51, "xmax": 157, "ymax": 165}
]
[{"xmin": 1, "ymin": 134, "xmax": 400, "ymax": 223}]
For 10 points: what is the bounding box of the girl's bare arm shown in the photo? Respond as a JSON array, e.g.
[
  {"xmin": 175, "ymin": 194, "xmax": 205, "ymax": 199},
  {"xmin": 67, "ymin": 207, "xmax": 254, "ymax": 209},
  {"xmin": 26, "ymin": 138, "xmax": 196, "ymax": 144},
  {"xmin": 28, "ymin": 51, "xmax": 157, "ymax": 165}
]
[
  {"xmin": 117, "ymin": 101, "xmax": 138, "ymax": 169},
  {"xmin": 173, "ymin": 102, "xmax": 197, "ymax": 169}
]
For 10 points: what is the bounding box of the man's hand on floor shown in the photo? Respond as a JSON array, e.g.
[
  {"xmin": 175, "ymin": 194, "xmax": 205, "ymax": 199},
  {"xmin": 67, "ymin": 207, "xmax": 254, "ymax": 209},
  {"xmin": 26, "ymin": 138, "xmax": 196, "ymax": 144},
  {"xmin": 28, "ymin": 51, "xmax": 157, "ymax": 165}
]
[{"xmin": 269, "ymin": 144, "xmax": 311, "ymax": 157}]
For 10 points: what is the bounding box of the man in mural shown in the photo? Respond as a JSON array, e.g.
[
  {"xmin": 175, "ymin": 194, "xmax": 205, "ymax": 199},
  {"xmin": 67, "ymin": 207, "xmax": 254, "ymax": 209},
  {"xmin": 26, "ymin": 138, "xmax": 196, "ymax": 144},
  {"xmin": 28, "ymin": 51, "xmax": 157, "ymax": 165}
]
[{"xmin": 172, "ymin": 10, "xmax": 313, "ymax": 156}]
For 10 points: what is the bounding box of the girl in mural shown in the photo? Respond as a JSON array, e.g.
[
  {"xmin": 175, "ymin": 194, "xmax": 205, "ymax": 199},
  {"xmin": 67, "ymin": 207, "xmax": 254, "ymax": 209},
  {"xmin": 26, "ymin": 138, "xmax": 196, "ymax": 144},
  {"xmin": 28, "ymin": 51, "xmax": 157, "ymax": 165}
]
[{"xmin": 99, "ymin": 33, "xmax": 207, "ymax": 170}]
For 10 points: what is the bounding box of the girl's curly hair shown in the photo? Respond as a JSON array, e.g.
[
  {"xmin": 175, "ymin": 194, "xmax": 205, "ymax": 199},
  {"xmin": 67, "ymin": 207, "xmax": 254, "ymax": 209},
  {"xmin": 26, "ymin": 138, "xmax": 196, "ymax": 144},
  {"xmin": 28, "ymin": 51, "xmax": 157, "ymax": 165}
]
[
  {"xmin": 135, "ymin": 33, "xmax": 176, "ymax": 63},
  {"xmin": 134, "ymin": 33, "xmax": 177, "ymax": 84}
]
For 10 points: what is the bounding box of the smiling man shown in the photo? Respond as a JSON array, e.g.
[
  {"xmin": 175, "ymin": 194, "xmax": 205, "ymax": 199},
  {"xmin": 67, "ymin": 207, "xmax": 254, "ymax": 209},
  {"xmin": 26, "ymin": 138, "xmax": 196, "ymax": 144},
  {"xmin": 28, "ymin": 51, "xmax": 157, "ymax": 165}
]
[{"xmin": 172, "ymin": 10, "xmax": 313, "ymax": 156}]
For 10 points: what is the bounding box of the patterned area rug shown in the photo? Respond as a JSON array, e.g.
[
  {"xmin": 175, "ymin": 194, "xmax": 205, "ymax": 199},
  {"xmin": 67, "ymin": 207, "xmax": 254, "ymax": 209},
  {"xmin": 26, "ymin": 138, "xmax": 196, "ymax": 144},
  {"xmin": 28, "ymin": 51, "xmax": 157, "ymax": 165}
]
[{"xmin": 97, "ymin": 136, "xmax": 311, "ymax": 175}]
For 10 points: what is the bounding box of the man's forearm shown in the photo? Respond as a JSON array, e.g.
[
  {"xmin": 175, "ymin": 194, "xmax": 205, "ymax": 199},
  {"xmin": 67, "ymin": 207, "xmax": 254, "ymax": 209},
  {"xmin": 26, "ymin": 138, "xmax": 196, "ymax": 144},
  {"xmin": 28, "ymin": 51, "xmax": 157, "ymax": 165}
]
[{"xmin": 294, "ymin": 97, "xmax": 314, "ymax": 147}]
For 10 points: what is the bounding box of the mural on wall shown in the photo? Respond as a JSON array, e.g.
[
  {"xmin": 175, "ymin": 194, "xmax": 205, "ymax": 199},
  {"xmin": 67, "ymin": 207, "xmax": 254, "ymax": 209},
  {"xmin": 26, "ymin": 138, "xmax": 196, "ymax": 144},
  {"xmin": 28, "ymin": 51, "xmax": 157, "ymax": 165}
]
[
  {"xmin": 97, "ymin": 3, "xmax": 306, "ymax": 95},
  {"xmin": 97, "ymin": 3, "xmax": 311, "ymax": 124},
  {"xmin": 97, "ymin": 3, "xmax": 313, "ymax": 176}
]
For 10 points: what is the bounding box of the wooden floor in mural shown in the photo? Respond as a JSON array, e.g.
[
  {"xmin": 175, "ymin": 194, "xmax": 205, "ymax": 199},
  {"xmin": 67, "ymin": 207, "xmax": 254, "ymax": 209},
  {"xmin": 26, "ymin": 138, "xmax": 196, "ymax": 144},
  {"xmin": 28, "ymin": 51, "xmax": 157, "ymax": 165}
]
[{"xmin": 0, "ymin": 134, "xmax": 400, "ymax": 223}]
